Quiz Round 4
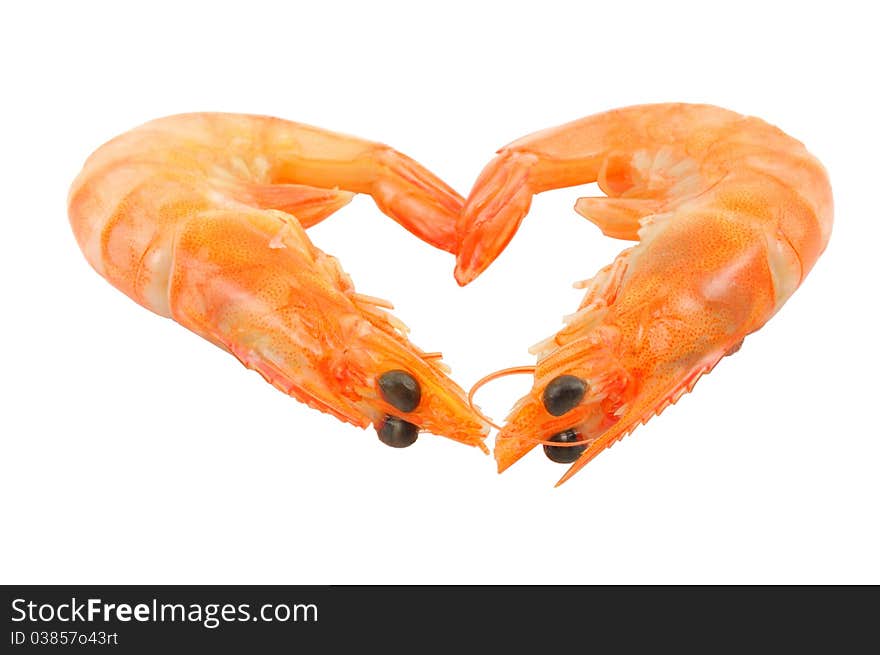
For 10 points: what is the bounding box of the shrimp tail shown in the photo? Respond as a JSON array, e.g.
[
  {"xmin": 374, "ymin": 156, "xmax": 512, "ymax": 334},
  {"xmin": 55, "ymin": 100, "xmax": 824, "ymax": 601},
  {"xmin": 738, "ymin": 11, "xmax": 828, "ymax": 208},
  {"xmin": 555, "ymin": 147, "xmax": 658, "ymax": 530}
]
[
  {"xmin": 453, "ymin": 104, "xmax": 725, "ymax": 285},
  {"xmin": 371, "ymin": 148, "xmax": 464, "ymax": 253},
  {"xmin": 454, "ymin": 151, "xmax": 539, "ymax": 284}
]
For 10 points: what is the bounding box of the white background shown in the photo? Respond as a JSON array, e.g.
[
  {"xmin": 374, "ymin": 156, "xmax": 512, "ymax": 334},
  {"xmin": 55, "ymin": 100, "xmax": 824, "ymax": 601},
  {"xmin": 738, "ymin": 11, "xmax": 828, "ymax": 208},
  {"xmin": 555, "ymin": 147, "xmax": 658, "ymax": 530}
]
[{"xmin": 2, "ymin": 1, "xmax": 877, "ymax": 584}]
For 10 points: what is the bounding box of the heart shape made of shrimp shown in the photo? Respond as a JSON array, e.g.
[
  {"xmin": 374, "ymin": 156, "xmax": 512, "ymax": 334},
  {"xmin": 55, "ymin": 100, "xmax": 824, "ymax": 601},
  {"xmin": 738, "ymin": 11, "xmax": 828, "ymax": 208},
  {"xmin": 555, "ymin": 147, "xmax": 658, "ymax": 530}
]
[{"xmin": 68, "ymin": 106, "xmax": 832, "ymax": 484}]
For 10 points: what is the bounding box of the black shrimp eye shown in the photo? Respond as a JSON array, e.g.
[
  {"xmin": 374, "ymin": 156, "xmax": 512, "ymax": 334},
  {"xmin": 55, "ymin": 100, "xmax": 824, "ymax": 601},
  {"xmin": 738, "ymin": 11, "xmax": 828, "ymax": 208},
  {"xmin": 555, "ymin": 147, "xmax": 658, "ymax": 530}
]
[
  {"xmin": 378, "ymin": 370, "xmax": 421, "ymax": 413},
  {"xmin": 542, "ymin": 375, "xmax": 588, "ymax": 416},
  {"xmin": 543, "ymin": 429, "xmax": 586, "ymax": 464},
  {"xmin": 377, "ymin": 416, "xmax": 419, "ymax": 448}
]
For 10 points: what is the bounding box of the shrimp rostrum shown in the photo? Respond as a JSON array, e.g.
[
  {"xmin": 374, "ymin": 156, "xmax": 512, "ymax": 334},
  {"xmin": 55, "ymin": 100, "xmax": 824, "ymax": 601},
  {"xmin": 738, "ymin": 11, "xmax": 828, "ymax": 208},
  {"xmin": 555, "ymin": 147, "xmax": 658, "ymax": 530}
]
[
  {"xmin": 456, "ymin": 103, "xmax": 832, "ymax": 484},
  {"xmin": 69, "ymin": 113, "xmax": 489, "ymax": 451}
]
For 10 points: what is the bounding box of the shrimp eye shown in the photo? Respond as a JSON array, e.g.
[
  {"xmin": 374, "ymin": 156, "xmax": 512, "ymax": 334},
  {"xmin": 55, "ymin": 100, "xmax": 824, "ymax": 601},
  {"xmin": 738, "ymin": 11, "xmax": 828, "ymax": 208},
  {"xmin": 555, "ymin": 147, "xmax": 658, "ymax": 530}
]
[
  {"xmin": 542, "ymin": 375, "xmax": 587, "ymax": 416},
  {"xmin": 543, "ymin": 429, "xmax": 586, "ymax": 463},
  {"xmin": 378, "ymin": 370, "xmax": 421, "ymax": 412},
  {"xmin": 377, "ymin": 416, "xmax": 419, "ymax": 448}
]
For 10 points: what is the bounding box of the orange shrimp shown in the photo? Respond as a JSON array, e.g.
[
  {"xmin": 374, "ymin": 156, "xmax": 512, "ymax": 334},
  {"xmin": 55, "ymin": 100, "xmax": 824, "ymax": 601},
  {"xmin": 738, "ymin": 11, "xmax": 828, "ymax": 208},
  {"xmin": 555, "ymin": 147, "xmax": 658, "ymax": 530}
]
[
  {"xmin": 457, "ymin": 103, "xmax": 832, "ymax": 484},
  {"xmin": 69, "ymin": 113, "xmax": 489, "ymax": 451}
]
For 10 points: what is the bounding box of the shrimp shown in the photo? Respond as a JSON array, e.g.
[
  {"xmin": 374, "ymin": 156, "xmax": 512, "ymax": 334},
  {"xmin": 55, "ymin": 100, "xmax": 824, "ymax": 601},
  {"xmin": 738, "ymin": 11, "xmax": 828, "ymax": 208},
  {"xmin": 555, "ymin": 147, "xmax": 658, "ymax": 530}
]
[
  {"xmin": 456, "ymin": 103, "xmax": 832, "ymax": 484},
  {"xmin": 69, "ymin": 113, "xmax": 489, "ymax": 451}
]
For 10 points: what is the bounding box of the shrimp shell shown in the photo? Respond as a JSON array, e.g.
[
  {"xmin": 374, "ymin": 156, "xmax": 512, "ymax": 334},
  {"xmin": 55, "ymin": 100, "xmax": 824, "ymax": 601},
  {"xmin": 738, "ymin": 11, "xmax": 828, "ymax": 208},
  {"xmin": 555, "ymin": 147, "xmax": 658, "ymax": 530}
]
[
  {"xmin": 455, "ymin": 103, "xmax": 832, "ymax": 484},
  {"xmin": 69, "ymin": 113, "xmax": 489, "ymax": 451}
]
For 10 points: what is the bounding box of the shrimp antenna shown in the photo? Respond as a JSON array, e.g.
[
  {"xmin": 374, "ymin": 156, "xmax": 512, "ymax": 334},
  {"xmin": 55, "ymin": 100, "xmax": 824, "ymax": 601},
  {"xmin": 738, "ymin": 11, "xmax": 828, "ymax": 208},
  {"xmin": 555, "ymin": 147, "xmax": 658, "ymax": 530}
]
[{"xmin": 467, "ymin": 366, "xmax": 536, "ymax": 431}]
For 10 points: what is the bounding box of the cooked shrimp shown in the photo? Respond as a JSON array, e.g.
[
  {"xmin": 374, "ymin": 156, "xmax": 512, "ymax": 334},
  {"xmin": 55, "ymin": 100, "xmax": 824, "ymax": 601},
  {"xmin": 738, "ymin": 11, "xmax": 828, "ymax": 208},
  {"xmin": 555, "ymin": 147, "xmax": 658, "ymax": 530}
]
[
  {"xmin": 456, "ymin": 103, "xmax": 832, "ymax": 483},
  {"xmin": 69, "ymin": 113, "xmax": 489, "ymax": 451}
]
